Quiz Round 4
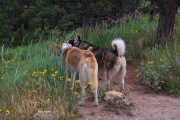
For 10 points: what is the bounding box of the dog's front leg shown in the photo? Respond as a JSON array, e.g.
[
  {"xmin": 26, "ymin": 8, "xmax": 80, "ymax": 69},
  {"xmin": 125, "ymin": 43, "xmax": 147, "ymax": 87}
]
[
  {"xmin": 64, "ymin": 68, "xmax": 68, "ymax": 86},
  {"xmin": 71, "ymin": 72, "xmax": 76, "ymax": 89}
]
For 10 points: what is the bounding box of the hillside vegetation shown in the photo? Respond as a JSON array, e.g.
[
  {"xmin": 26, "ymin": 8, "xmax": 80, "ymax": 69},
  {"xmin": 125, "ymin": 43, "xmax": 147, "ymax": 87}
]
[{"xmin": 0, "ymin": 13, "xmax": 180, "ymax": 119}]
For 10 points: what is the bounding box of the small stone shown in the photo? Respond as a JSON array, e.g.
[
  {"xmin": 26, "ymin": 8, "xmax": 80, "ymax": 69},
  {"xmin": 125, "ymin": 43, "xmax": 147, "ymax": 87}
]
[
  {"xmin": 104, "ymin": 91, "xmax": 124, "ymax": 101},
  {"xmin": 33, "ymin": 110, "xmax": 57, "ymax": 120}
]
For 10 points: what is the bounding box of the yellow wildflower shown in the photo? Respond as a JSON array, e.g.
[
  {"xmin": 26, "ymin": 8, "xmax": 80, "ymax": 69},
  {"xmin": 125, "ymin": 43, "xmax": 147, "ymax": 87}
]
[
  {"xmin": 55, "ymin": 71, "xmax": 59, "ymax": 75},
  {"xmin": 32, "ymin": 89, "xmax": 37, "ymax": 93},
  {"xmin": 32, "ymin": 72, "xmax": 39, "ymax": 77},
  {"xmin": 70, "ymin": 87, "xmax": 73, "ymax": 90},
  {"xmin": 160, "ymin": 58, "xmax": 163, "ymax": 62},
  {"xmin": 8, "ymin": 60, "xmax": 11, "ymax": 63},
  {"xmin": 75, "ymin": 80, "xmax": 80, "ymax": 83},
  {"xmin": 50, "ymin": 73, "xmax": 56, "ymax": 77},
  {"xmin": 5, "ymin": 109, "xmax": 10, "ymax": 115},
  {"xmin": 73, "ymin": 91, "xmax": 79, "ymax": 96},
  {"xmin": 71, "ymin": 113, "xmax": 75, "ymax": 118},
  {"xmin": 135, "ymin": 69, "xmax": 139, "ymax": 72},
  {"xmin": 148, "ymin": 61, "xmax": 153, "ymax": 64},
  {"xmin": 59, "ymin": 76, "xmax": 64, "ymax": 80},
  {"xmin": 136, "ymin": 73, "xmax": 140, "ymax": 78},
  {"xmin": 40, "ymin": 72, "xmax": 45, "ymax": 76},
  {"xmin": 0, "ymin": 108, "xmax": 2, "ymax": 112},
  {"xmin": 67, "ymin": 78, "xmax": 71, "ymax": 82},
  {"xmin": 88, "ymin": 82, "xmax": 92, "ymax": 86},
  {"xmin": 84, "ymin": 85, "xmax": 88, "ymax": 89},
  {"xmin": 46, "ymin": 98, "xmax": 51, "ymax": 103},
  {"xmin": 135, "ymin": 30, "xmax": 138, "ymax": 33},
  {"xmin": 43, "ymin": 69, "xmax": 47, "ymax": 73}
]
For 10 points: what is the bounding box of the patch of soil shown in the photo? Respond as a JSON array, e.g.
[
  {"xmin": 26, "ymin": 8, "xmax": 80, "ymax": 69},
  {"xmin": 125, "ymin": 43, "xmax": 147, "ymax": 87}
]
[{"xmin": 76, "ymin": 62, "xmax": 180, "ymax": 120}]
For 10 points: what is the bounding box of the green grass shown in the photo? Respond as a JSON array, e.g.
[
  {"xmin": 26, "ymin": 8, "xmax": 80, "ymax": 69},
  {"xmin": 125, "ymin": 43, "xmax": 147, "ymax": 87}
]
[{"xmin": 0, "ymin": 36, "xmax": 79, "ymax": 119}]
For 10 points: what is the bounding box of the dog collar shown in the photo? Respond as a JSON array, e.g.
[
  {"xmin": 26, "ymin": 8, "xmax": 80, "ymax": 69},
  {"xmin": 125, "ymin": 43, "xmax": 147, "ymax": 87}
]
[{"xmin": 59, "ymin": 48, "xmax": 64, "ymax": 54}]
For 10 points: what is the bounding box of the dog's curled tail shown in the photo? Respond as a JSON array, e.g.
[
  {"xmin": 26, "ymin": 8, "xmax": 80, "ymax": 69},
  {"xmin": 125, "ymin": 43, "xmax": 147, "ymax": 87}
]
[{"xmin": 112, "ymin": 38, "xmax": 126, "ymax": 57}]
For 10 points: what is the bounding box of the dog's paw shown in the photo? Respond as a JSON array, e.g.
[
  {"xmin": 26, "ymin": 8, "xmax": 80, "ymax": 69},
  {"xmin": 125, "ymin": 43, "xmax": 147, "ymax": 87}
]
[
  {"xmin": 78, "ymin": 100, "xmax": 85, "ymax": 106},
  {"xmin": 93, "ymin": 102, "xmax": 99, "ymax": 106}
]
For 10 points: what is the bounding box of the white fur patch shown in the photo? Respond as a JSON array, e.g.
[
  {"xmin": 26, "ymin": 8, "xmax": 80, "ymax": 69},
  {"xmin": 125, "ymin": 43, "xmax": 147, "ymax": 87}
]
[{"xmin": 62, "ymin": 42, "xmax": 72, "ymax": 49}]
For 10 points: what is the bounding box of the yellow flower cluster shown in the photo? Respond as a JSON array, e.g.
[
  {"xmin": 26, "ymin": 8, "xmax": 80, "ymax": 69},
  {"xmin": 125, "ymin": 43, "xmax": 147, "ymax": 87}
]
[
  {"xmin": 136, "ymin": 73, "xmax": 140, "ymax": 78},
  {"xmin": 50, "ymin": 70, "xmax": 59, "ymax": 77},
  {"xmin": 148, "ymin": 61, "xmax": 153, "ymax": 64},
  {"xmin": 6, "ymin": 109, "xmax": 10, "ymax": 115},
  {"xmin": 0, "ymin": 108, "xmax": 10, "ymax": 115},
  {"xmin": 67, "ymin": 78, "xmax": 72, "ymax": 82},
  {"xmin": 46, "ymin": 98, "xmax": 51, "ymax": 103},
  {"xmin": 59, "ymin": 76, "xmax": 64, "ymax": 80},
  {"xmin": 32, "ymin": 89, "xmax": 37, "ymax": 94},
  {"xmin": 32, "ymin": 69, "xmax": 48, "ymax": 77},
  {"xmin": 7, "ymin": 57, "xmax": 16, "ymax": 64},
  {"xmin": 75, "ymin": 80, "xmax": 80, "ymax": 83}
]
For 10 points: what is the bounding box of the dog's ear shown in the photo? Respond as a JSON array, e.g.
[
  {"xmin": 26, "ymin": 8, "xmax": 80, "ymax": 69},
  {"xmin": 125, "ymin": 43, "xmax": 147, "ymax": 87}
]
[
  {"xmin": 88, "ymin": 47, "xmax": 93, "ymax": 51},
  {"xmin": 75, "ymin": 36, "xmax": 80, "ymax": 41},
  {"xmin": 49, "ymin": 42, "xmax": 62, "ymax": 49}
]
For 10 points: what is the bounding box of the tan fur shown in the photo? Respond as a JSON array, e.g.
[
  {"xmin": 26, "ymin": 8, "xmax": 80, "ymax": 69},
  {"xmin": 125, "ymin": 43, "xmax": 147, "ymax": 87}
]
[{"xmin": 51, "ymin": 43, "xmax": 99, "ymax": 106}]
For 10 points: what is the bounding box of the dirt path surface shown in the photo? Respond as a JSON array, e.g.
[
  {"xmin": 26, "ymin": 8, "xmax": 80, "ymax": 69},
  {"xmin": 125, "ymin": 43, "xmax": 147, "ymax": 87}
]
[{"xmin": 76, "ymin": 62, "xmax": 180, "ymax": 120}]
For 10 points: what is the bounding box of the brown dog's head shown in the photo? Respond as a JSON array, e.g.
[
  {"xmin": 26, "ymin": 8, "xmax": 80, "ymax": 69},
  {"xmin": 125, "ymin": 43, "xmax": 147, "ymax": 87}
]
[{"xmin": 50, "ymin": 42, "xmax": 72, "ymax": 56}]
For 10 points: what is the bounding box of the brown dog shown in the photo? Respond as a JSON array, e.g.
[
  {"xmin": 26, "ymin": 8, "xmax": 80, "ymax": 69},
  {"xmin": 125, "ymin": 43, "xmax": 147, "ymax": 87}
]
[{"xmin": 51, "ymin": 42, "xmax": 99, "ymax": 106}]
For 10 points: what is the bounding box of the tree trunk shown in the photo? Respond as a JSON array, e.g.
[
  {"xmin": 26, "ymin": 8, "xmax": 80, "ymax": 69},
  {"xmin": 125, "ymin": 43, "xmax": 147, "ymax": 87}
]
[{"xmin": 155, "ymin": 1, "xmax": 178, "ymax": 46}]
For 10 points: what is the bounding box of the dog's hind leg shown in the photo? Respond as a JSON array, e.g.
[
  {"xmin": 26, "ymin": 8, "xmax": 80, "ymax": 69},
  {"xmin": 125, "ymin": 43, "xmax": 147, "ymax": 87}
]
[
  {"xmin": 104, "ymin": 69, "xmax": 110, "ymax": 88},
  {"xmin": 79, "ymin": 69, "xmax": 87, "ymax": 105},
  {"xmin": 88, "ymin": 67, "xmax": 99, "ymax": 106},
  {"xmin": 119, "ymin": 58, "xmax": 126, "ymax": 90}
]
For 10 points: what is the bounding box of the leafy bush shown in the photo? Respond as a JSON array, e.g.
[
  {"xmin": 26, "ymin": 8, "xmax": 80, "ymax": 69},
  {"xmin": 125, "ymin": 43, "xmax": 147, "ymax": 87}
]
[{"xmin": 139, "ymin": 45, "xmax": 180, "ymax": 95}]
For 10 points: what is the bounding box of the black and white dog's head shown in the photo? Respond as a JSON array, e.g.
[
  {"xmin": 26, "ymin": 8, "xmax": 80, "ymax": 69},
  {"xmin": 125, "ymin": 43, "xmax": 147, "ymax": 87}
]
[{"xmin": 68, "ymin": 36, "xmax": 81, "ymax": 47}]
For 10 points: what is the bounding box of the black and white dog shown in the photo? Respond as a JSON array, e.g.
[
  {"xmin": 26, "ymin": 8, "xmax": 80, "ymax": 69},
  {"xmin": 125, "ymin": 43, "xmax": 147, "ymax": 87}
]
[{"xmin": 68, "ymin": 36, "xmax": 126, "ymax": 90}]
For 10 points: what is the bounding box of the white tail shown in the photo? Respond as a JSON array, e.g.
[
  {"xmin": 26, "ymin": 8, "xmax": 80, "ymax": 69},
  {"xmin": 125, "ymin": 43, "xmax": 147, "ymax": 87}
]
[{"xmin": 112, "ymin": 38, "xmax": 126, "ymax": 57}]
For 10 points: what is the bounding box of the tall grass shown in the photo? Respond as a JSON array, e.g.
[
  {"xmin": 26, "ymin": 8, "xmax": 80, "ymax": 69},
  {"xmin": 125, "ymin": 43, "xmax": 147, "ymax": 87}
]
[
  {"xmin": 0, "ymin": 35, "xmax": 78, "ymax": 119},
  {"xmin": 69, "ymin": 16, "xmax": 158, "ymax": 62}
]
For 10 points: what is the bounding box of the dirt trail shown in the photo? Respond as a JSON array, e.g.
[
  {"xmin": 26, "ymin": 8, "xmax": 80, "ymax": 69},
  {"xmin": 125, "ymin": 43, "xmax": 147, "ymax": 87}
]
[{"xmin": 76, "ymin": 62, "xmax": 180, "ymax": 120}]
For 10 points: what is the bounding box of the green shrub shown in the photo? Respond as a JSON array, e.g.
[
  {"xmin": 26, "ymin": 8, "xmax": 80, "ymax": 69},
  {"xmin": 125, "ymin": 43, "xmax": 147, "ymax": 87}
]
[{"xmin": 139, "ymin": 45, "xmax": 180, "ymax": 95}]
